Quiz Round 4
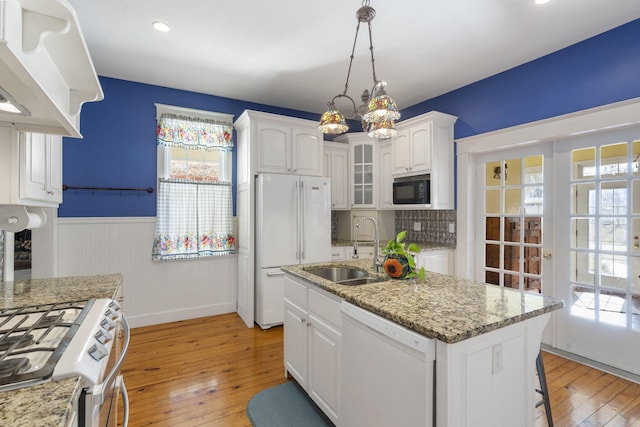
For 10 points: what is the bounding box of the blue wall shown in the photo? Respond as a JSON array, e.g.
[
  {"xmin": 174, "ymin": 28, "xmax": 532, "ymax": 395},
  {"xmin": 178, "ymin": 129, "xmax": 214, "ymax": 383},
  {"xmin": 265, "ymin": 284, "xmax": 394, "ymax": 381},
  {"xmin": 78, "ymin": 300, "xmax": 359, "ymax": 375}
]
[
  {"xmin": 403, "ymin": 18, "xmax": 640, "ymax": 138},
  {"xmin": 60, "ymin": 79, "xmax": 319, "ymax": 217},
  {"xmin": 60, "ymin": 18, "xmax": 640, "ymax": 218}
]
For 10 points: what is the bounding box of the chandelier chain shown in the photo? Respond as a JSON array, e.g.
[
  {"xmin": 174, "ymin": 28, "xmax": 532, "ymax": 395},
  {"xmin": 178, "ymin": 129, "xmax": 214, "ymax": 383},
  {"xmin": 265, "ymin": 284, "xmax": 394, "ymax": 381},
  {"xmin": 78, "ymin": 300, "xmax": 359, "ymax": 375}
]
[
  {"xmin": 317, "ymin": 0, "xmax": 400, "ymax": 138},
  {"xmin": 342, "ymin": 20, "xmax": 362, "ymax": 97},
  {"xmin": 367, "ymin": 21, "xmax": 378, "ymax": 85}
]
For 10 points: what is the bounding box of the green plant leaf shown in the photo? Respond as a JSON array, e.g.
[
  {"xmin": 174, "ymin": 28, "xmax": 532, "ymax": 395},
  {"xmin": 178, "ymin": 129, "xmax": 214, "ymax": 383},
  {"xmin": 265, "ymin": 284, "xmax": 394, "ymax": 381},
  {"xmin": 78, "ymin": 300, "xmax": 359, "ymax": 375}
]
[{"xmin": 406, "ymin": 243, "xmax": 421, "ymax": 253}]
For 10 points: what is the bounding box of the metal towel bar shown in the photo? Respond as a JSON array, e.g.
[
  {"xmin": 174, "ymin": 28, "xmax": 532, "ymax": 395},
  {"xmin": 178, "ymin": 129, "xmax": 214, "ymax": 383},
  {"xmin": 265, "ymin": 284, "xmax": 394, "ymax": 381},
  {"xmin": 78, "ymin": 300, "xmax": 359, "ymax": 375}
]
[{"xmin": 62, "ymin": 185, "xmax": 154, "ymax": 193}]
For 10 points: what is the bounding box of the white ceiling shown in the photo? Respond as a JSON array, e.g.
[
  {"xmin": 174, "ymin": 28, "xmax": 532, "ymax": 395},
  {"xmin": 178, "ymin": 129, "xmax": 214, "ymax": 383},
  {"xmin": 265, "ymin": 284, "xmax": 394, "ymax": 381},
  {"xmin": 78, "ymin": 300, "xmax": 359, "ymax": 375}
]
[{"xmin": 67, "ymin": 0, "xmax": 640, "ymax": 116}]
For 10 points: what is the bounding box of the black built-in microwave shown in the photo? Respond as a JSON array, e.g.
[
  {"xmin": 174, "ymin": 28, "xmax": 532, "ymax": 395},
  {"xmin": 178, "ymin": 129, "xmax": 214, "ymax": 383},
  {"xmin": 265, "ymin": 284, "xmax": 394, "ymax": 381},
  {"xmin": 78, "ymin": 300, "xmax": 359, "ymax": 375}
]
[{"xmin": 392, "ymin": 175, "xmax": 430, "ymax": 205}]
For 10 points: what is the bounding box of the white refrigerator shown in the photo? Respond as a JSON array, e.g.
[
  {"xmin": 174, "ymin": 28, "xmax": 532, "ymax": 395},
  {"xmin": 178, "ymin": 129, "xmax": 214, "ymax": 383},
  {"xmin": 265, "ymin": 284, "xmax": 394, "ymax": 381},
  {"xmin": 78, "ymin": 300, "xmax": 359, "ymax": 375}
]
[{"xmin": 255, "ymin": 173, "xmax": 331, "ymax": 328}]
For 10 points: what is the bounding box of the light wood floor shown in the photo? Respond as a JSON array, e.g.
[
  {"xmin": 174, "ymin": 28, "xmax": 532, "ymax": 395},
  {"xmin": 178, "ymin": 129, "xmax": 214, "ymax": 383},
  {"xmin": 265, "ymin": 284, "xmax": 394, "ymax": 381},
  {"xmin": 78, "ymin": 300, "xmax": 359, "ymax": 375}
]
[{"xmin": 121, "ymin": 313, "xmax": 640, "ymax": 427}]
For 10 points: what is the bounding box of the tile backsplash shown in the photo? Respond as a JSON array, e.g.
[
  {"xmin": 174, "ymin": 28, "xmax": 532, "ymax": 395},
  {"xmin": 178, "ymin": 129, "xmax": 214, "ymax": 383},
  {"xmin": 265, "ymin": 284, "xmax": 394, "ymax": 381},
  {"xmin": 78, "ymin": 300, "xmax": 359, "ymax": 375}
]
[
  {"xmin": 331, "ymin": 211, "xmax": 339, "ymax": 241},
  {"xmin": 331, "ymin": 210, "xmax": 456, "ymax": 247},
  {"xmin": 0, "ymin": 230, "xmax": 4, "ymax": 281},
  {"xmin": 395, "ymin": 210, "xmax": 457, "ymax": 247}
]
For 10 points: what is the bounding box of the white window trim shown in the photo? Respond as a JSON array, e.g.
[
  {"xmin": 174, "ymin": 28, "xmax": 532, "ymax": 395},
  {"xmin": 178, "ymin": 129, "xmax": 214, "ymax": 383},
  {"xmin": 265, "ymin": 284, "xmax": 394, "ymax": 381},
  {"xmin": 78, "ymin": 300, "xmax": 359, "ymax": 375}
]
[{"xmin": 155, "ymin": 103, "xmax": 234, "ymax": 123}]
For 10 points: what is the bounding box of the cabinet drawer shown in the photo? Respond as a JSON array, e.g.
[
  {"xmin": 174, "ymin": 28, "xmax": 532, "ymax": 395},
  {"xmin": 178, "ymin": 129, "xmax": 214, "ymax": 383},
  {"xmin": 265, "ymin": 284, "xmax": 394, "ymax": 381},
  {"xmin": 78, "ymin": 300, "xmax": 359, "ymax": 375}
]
[
  {"xmin": 308, "ymin": 287, "xmax": 342, "ymax": 329},
  {"xmin": 330, "ymin": 247, "xmax": 345, "ymax": 261},
  {"xmin": 284, "ymin": 276, "xmax": 307, "ymax": 308},
  {"xmin": 356, "ymin": 245, "xmax": 375, "ymax": 260}
]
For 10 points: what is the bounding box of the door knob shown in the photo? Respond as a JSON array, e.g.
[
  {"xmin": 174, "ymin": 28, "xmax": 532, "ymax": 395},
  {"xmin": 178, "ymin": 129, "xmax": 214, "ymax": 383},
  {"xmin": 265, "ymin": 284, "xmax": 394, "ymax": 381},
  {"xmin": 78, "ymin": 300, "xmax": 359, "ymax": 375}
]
[{"xmin": 543, "ymin": 250, "xmax": 552, "ymax": 260}]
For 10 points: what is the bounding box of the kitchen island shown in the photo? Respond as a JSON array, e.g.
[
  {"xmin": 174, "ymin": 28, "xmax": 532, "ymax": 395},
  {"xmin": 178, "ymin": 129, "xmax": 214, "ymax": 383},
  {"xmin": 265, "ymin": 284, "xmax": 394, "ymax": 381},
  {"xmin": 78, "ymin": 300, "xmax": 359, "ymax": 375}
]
[
  {"xmin": 0, "ymin": 274, "xmax": 122, "ymax": 427},
  {"xmin": 281, "ymin": 259, "xmax": 563, "ymax": 427}
]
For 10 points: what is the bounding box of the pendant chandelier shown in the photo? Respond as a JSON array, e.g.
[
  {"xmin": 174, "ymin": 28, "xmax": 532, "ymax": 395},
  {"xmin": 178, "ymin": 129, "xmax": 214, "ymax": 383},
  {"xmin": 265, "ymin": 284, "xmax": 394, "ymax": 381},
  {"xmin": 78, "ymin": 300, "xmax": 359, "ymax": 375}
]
[{"xmin": 317, "ymin": 0, "xmax": 400, "ymax": 139}]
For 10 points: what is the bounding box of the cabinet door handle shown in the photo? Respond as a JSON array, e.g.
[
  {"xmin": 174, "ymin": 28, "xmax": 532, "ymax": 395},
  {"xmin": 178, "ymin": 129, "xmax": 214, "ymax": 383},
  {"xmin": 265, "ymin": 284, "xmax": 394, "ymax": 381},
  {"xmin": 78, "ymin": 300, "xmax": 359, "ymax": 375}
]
[{"xmin": 266, "ymin": 272, "xmax": 285, "ymax": 277}]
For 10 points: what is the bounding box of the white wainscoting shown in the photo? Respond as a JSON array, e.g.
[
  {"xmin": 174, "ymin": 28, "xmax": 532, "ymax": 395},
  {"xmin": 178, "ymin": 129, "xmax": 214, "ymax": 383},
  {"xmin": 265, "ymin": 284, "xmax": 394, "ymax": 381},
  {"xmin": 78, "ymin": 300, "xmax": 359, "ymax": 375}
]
[{"xmin": 55, "ymin": 217, "xmax": 237, "ymax": 328}]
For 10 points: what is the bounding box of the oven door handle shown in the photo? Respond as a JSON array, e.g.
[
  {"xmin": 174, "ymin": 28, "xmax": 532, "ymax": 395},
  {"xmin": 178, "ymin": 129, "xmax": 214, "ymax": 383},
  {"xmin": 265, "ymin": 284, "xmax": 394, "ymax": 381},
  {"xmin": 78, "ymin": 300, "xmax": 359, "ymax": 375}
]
[
  {"xmin": 93, "ymin": 313, "xmax": 131, "ymax": 406},
  {"xmin": 117, "ymin": 375, "xmax": 130, "ymax": 427}
]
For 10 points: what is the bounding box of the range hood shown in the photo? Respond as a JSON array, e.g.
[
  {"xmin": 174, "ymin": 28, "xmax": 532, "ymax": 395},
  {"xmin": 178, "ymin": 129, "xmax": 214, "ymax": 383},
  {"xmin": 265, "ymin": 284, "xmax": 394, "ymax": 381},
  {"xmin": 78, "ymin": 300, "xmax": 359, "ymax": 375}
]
[{"xmin": 0, "ymin": 0, "xmax": 103, "ymax": 138}]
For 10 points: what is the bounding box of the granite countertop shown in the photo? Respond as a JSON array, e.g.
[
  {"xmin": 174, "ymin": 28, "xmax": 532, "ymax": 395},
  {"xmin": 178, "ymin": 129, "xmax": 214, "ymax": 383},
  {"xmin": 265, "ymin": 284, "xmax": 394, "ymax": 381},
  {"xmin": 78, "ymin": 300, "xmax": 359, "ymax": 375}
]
[
  {"xmin": 0, "ymin": 274, "xmax": 123, "ymax": 308},
  {"xmin": 0, "ymin": 274, "xmax": 123, "ymax": 427},
  {"xmin": 281, "ymin": 260, "xmax": 563, "ymax": 344}
]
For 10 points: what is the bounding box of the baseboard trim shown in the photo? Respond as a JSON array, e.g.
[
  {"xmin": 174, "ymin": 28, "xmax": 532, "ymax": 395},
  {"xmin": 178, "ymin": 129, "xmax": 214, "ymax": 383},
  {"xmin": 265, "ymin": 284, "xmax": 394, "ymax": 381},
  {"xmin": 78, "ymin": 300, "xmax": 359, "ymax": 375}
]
[
  {"xmin": 541, "ymin": 343, "xmax": 640, "ymax": 385},
  {"xmin": 127, "ymin": 302, "xmax": 237, "ymax": 329}
]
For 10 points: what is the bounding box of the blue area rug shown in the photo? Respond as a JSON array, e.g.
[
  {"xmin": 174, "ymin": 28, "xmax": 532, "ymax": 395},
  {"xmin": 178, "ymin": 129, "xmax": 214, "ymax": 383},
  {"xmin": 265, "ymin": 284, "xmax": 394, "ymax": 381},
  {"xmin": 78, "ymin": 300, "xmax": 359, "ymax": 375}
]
[{"xmin": 247, "ymin": 381, "xmax": 334, "ymax": 427}]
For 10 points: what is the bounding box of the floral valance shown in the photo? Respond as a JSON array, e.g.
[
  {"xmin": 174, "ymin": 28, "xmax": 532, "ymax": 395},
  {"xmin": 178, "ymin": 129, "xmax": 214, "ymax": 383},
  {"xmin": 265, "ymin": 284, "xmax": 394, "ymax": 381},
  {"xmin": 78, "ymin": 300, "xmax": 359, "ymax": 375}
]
[{"xmin": 157, "ymin": 114, "xmax": 233, "ymax": 151}]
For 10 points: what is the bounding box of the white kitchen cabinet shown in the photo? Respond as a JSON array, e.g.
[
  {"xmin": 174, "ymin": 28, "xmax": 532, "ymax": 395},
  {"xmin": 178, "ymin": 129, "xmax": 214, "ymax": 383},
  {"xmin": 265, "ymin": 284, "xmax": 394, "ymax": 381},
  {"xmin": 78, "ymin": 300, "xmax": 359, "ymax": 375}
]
[
  {"xmin": 323, "ymin": 141, "xmax": 349, "ymax": 210},
  {"xmin": 392, "ymin": 111, "xmax": 458, "ymax": 209},
  {"xmin": 284, "ymin": 281, "xmax": 309, "ymax": 389},
  {"xmin": 417, "ymin": 249, "xmax": 454, "ymax": 275},
  {"xmin": 354, "ymin": 244, "xmax": 375, "ymax": 260},
  {"xmin": 283, "ymin": 260, "xmax": 556, "ymax": 427},
  {"xmin": 284, "ymin": 276, "xmax": 342, "ymax": 424},
  {"xmin": 0, "ymin": 125, "xmax": 62, "ymax": 207},
  {"xmin": 330, "ymin": 246, "xmax": 346, "ymax": 261},
  {"xmin": 255, "ymin": 115, "xmax": 322, "ymax": 176},
  {"xmin": 332, "ymin": 245, "xmax": 356, "ymax": 261},
  {"xmin": 392, "ymin": 122, "xmax": 432, "ymax": 175},
  {"xmin": 335, "ymin": 133, "xmax": 377, "ymax": 209},
  {"xmin": 377, "ymin": 140, "xmax": 394, "ymax": 209}
]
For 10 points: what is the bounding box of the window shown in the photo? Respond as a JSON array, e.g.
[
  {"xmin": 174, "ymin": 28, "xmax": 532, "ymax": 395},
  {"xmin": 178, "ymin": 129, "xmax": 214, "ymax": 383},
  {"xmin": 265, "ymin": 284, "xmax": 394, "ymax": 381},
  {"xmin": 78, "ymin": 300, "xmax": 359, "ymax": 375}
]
[{"xmin": 152, "ymin": 104, "xmax": 235, "ymax": 260}]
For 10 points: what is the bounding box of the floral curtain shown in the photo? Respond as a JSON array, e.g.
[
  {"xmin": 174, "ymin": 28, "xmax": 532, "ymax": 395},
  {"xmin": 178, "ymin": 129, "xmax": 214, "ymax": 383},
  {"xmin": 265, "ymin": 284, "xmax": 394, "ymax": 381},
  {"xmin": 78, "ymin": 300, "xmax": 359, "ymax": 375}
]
[
  {"xmin": 157, "ymin": 114, "xmax": 233, "ymax": 151},
  {"xmin": 152, "ymin": 114, "xmax": 235, "ymax": 260}
]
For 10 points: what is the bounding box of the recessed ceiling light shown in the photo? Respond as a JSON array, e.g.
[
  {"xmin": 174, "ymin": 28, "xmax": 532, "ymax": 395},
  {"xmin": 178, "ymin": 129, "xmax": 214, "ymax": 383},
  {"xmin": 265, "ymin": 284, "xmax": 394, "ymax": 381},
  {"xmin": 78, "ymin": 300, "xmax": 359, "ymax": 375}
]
[
  {"xmin": 152, "ymin": 21, "xmax": 170, "ymax": 32},
  {"xmin": 535, "ymin": 0, "xmax": 551, "ymax": 4}
]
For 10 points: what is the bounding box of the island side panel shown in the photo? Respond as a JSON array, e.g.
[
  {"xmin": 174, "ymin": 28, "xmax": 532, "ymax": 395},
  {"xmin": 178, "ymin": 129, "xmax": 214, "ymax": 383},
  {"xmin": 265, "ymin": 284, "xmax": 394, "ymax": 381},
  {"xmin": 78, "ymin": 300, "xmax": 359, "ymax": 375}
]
[{"xmin": 435, "ymin": 313, "xmax": 550, "ymax": 427}]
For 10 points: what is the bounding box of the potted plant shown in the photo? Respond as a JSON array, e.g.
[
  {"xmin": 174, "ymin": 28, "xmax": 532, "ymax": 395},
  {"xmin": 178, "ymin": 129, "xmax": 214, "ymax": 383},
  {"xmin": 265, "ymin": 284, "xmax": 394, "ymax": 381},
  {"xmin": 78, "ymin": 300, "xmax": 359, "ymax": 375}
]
[{"xmin": 380, "ymin": 230, "xmax": 426, "ymax": 280}]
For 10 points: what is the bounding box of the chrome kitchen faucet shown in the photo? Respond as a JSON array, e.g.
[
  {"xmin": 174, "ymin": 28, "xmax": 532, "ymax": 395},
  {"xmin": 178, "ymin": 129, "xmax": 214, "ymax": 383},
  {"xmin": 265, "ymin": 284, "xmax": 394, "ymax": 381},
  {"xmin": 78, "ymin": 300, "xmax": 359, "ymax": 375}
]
[{"xmin": 354, "ymin": 216, "xmax": 383, "ymax": 273}]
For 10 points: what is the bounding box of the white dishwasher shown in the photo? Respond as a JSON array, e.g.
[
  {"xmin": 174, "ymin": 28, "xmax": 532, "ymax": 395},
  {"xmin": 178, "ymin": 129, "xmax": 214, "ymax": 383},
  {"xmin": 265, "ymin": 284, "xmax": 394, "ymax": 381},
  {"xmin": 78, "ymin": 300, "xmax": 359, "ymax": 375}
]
[{"xmin": 340, "ymin": 301, "xmax": 436, "ymax": 427}]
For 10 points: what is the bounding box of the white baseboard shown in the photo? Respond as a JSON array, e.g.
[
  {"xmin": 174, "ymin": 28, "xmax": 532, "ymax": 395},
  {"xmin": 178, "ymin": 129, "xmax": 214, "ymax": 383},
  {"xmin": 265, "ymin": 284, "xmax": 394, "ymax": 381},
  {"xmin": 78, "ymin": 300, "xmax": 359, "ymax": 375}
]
[
  {"xmin": 541, "ymin": 343, "xmax": 640, "ymax": 385},
  {"xmin": 127, "ymin": 302, "xmax": 237, "ymax": 329}
]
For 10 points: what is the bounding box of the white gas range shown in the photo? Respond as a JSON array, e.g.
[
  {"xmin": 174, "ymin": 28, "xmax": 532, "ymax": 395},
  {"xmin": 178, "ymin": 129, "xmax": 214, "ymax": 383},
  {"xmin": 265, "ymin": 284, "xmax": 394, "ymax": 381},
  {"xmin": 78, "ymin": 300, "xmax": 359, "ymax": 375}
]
[{"xmin": 0, "ymin": 298, "xmax": 130, "ymax": 426}]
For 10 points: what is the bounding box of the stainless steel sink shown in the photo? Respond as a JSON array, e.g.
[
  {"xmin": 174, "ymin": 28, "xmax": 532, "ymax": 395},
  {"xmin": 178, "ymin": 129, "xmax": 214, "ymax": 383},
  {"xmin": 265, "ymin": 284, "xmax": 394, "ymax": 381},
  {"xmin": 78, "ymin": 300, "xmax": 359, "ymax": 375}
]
[
  {"xmin": 336, "ymin": 277, "xmax": 384, "ymax": 286},
  {"xmin": 306, "ymin": 267, "xmax": 384, "ymax": 286}
]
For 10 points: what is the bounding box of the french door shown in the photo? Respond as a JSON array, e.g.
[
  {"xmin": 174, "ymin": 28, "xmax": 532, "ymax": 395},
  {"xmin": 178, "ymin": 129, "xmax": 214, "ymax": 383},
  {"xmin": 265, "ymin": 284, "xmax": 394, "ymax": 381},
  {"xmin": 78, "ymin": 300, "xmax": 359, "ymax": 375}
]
[
  {"xmin": 475, "ymin": 144, "xmax": 554, "ymax": 295},
  {"xmin": 555, "ymin": 127, "xmax": 640, "ymax": 375}
]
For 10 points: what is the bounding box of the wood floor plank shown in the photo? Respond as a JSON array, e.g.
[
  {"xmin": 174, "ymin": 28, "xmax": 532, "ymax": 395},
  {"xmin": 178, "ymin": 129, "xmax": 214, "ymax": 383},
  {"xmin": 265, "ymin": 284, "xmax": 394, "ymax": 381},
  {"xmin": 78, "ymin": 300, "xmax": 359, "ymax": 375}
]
[{"xmin": 121, "ymin": 313, "xmax": 639, "ymax": 427}]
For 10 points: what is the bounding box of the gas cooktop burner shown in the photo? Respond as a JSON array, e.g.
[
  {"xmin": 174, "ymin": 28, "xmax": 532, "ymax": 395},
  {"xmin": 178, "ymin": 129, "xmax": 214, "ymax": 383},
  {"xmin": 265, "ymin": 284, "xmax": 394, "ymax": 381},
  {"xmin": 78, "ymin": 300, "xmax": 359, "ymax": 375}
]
[
  {"xmin": 0, "ymin": 334, "xmax": 35, "ymax": 352},
  {"xmin": 0, "ymin": 358, "xmax": 31, "ymax": 378},
  {"xmin": 0, "ymin": 300, "xmax": 92, "ymax": 390}
]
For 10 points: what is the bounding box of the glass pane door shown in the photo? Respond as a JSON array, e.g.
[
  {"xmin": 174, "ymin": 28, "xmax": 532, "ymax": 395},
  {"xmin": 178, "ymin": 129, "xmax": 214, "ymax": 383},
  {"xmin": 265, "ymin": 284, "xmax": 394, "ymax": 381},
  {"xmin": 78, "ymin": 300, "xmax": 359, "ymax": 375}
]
[
  {"xmin": 569, "ymin": 141, "xmax": 640, "ymax": 330},
  {"xmin": 481, "ymin": 155, "xmax": 546, "ymax": 293},
  {"xmin": 556, "ymin": 127, "xmax": 640, "ymax": 376}
]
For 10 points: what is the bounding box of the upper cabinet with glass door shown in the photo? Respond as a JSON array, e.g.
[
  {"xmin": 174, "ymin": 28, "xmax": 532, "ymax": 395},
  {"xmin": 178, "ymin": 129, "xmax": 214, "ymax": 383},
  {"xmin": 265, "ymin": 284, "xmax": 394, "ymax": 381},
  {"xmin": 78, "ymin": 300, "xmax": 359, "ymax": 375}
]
[{"xmin": 336, "ymin": 133, "xmax": 377, "ymax": 209}]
